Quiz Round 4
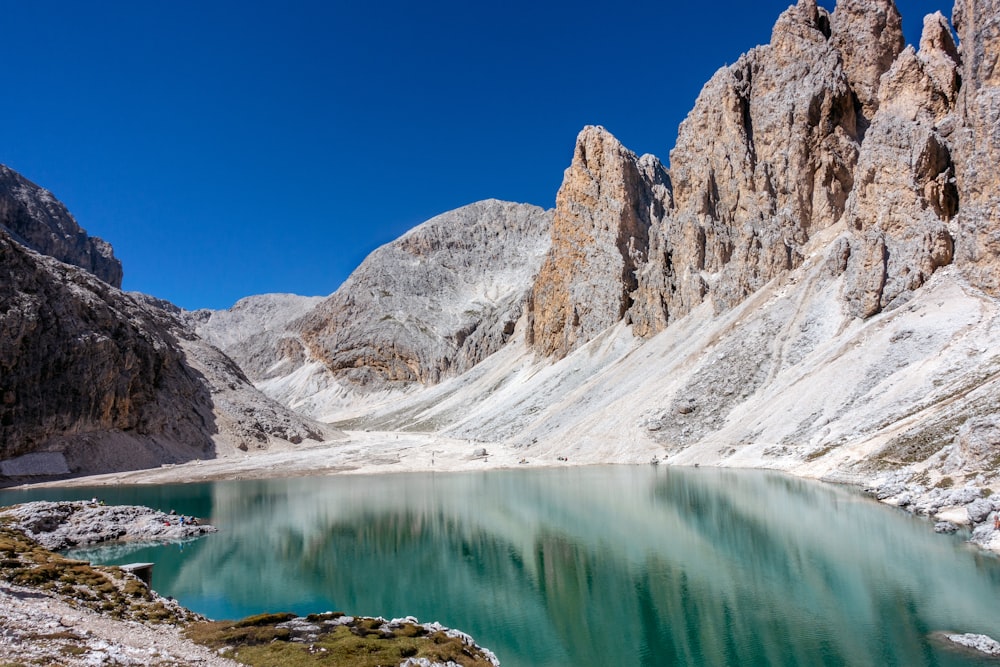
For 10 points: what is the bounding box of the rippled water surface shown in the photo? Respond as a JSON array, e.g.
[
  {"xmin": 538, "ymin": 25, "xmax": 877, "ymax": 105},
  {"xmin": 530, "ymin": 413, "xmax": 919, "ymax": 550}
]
[{"xmin": 4, "ymin": 466, "xmax": 1000, "ymax": 666}]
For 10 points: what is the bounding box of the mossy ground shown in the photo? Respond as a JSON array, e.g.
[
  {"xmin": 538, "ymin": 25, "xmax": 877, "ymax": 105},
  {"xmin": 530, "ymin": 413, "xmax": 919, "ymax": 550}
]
[
  {"xmin": 186, "ymin": 614, "xmax": 496, "ymax": 667},
  {"xmin": 0, "ymin": 515, "xmax": 495, "ymax": 666},
  {"xmin": 0, "ymin": 524, "xmax": 189, "ymax": 624}
]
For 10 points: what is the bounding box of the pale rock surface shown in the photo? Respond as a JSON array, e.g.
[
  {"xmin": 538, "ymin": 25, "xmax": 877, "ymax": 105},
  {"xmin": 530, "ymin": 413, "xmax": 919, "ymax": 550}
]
[
  {"xmin": 631, "ymin": 0, "xmax": 868, "ymax": 336},
  {"xmin": 0, "ymin": 165, "xmax": 122, "ymax": 287},
  {"xmin": 951, "ymin": 0, "xmax": 1000, "ymax": 295},
  {"xmin": 944, "ymin": 633, "xmax": 1000, "ymax": 656},
  {"xmin": 528, "ymin": 126, "xmax": 669, "ymax": 357},
  {"xmin": 187, "ymin": 293, "xmax": 324, "ymax": 382},
  {"xmin": 841, "ymin": 13, "xmax": 961, "ymax": 316},
  {"xmin": 296, "ymin": 199, "xmax": 552, "ymax": 384},
  {"xmin": 0, "ymin": 500, "xmax": 216, "ymax": 551}
]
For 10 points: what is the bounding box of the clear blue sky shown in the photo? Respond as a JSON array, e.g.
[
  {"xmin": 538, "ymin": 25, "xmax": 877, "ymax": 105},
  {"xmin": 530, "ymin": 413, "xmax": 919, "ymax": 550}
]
[{"xmin": 2, "ymin": 0, "xmax": 948, "ymax": 310}]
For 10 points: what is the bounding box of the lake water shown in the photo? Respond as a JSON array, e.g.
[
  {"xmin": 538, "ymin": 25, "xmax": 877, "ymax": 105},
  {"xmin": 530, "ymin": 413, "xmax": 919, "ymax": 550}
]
[{"xmin": 3, "ymin": 466, "xmax": 1000, "ymax": 666}]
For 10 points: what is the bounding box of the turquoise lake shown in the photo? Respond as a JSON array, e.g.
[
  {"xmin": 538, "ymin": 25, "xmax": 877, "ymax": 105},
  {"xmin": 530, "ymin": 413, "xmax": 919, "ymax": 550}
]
[{"xmin": 3, "ymin": 466, "xmax": 1000, "ymax": 666}]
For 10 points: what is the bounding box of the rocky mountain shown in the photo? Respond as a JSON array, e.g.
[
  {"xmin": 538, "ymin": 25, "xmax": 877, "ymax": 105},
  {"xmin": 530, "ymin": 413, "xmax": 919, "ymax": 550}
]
[
  {"xmin": 186, "ymin": 293, "xmax": 324, "ymax": 382},
  {"xmin": 192, "ymin": 0, "xmax": 1000, "ymax": 504},
  {"xmin": 189, "ymin": 200, "xmax": 553, "ymax": 418},
  {"xmin": 294, "ymin": 199, "xmax": 552, "ymax": 385},
  {"xmin": 0, "ymin": 165, "xmax": 122, "ymax": 288},
  {"xmin": 5, "ymin": 0, "xmax": 1000, "ymax": 509},
  {"xmin": 0, "ymin": 177, "xmax": 338, "ymax": 483}
]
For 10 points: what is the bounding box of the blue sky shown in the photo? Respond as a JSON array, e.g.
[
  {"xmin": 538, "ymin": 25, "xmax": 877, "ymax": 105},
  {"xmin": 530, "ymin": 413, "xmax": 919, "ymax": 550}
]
[{"xmin": 3, "ymin": 0, "xmax": 948, "ymax": 310}]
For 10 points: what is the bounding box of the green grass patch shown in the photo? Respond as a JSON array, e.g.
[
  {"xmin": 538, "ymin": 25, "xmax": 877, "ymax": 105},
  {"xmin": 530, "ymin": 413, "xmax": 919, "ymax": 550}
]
[
  {"xmin": 0, "ymin": 525, "xmax": 190, "ymax": 625},
  {"xmin": 187, "ymin": 615, "xmax": 494, "ymax": 667},
  {"xmin": 936, "ymin": 476, "xmax": 954, "ymax": 489}
]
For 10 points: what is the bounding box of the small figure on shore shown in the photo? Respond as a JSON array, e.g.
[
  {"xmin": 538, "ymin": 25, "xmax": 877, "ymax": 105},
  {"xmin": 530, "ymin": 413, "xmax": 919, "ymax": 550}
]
[{"xmin": 994, "ymin": 513, "xmax": 999, "ymax": 531}]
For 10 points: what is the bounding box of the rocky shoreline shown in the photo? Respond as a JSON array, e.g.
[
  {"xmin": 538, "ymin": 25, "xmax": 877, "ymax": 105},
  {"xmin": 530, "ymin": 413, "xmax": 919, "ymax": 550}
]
[
  {"xmin": 0, "ymin": 500, "xmax": 499, "ymax": 666},
  {"xmin": 863, "ymin": 473, "xmax": 1000, "ymax": 552}
]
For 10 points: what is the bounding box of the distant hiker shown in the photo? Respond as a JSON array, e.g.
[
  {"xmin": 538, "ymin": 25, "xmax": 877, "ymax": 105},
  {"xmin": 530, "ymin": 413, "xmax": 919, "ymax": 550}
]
[{"xmin": 994, "ymin": 513, "xmax": 999, "ymax": 531}]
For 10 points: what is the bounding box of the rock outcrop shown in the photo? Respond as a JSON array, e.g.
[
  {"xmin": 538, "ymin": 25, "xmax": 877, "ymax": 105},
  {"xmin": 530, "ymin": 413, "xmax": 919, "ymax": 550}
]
[
  {"xmin": 528, "ymin": 126, "xmax": 669, "ymax": 357},
  {"xmin": 0, "ymin": 501, "xmax": 216, "ymax": 551},
  {"xmin": 630, "ymin": 0, "xmax": 888, "ymax": 337},
  {"xmin": 0, "ymin": 166, "xmax": 337, "ymax": 481},
  {"xmin": 0, "ymin": 165, "xmax": 122, "ymax": 287},
  {"xmin": 295, "ymin": 199, "xmax": 552, "ymax": 384},
  {"xmin": 841, "ymin": 12, "xmax": 961, "ymax": 315},
  {"xmin": 951, "ymin": 0, "xmax": 1000, "ymax": 294}
]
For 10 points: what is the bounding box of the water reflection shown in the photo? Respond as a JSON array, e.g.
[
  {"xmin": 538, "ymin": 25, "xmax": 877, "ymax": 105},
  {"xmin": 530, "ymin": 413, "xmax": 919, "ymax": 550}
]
[{"xmin": 3, "ymin": 467, "xmax": 999, "ymax": 666}]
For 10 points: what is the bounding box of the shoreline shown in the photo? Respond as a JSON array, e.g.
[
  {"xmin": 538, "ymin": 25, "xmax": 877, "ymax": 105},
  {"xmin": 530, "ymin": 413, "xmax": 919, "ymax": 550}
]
[{"xmin": 6, "ymin": 430, "xmax": 1000, "ymax": 556}]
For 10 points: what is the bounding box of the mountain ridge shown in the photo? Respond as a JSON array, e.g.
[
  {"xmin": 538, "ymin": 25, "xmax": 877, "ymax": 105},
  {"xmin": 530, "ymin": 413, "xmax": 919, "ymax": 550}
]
[{"xmin": 3, "ymin": 0, "xmax": 1000, "ymax": 541}]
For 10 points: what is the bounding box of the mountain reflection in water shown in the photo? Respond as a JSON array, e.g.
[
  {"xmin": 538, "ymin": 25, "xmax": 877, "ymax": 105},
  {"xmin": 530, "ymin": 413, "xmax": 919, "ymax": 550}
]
[{"xmin": 5, "ymin": 466, "xmax": 1000, "ymax": 666}]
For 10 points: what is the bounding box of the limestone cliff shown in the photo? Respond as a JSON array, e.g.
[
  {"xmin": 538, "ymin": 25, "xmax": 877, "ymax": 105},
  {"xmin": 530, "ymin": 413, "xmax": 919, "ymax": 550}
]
[
  {"xmin": 951, "ymin": 0, "xmax": 1000, "ymax": 295},
  {"xmin": 296, "ymin": 199, "xmax": 552, "ymax": 384},
  {"xmin": 0, "ymin": 165, "xmax": 122, "ymax": 288},
  {"xmin": 631, "ymin": 0, "xmax": 898, "ymax": 338},
  {"xmin": 527, "ymin": 126, "xmax": 669, "ymax": 358},
  {"xmin": 841, "ymin": 13, "xmax": 961, "ymax": 316},
  {"xmin": 0, "ymin": 167, "xmax": 336, "ymax": 481}
]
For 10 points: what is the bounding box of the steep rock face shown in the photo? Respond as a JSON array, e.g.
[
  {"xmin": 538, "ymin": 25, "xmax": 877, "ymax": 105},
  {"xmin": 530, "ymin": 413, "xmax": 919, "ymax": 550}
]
[
  {"xmin": 630, "ymin": 0, "xmax": 895, "ymax": 336},
  {"xmin": 0, "ymin": 165, "xmax": 122, "ymax": 287},
  {"xmin": 830, "ymin": 0, "xmax": 905, "ymax": 125},
  {"xmin": 951, "ymin": 0, "xmax": 1000, "ymax": 294},
  {"xmin": 527, "ymin": 126, "xmax": 669, "ymax": 357},
  {"xmin": 0, "ymin": 231, "xmax": 332, "ymax": 478},
  {"xmin": 296, "ymin": 200, "xmax": 552, "ymax": 385},
  {"xmin": 0, "ymin": 230, "xmax": 209, "ymax": 466},
  {"xmin": 187, "ymin": 293, "xmax": 324, "ymax": 382},
  {"xmin": 842, "ymin": 13, "xmax": 961, "ymax": 316}
]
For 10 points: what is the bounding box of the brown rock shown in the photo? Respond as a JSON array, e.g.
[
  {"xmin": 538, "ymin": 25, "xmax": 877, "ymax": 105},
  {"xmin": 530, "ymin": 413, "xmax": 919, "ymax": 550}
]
[
  {"xmin": 951, "ymin": 0, "xmax": 1000, "ymax": 294},
  {"xmin": 527, "ymin": 126, "xmax": 669, "ymax": 357},
  {"xmin": 632, "ymin": 0, "xmax": 867, "ymax": 335},
  {"xmin": 842, "ymin": 14, "xmax": 961, "ymax": 315},
  {"xmin": 830, "ymin": 0, "xmax": 905, "ymax": 126}
]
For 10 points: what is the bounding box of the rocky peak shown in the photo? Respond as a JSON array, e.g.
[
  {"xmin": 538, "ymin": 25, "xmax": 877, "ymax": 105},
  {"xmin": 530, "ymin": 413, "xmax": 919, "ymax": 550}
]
[
  {"xmin": 297, "ymin": 199, "xmax": 552, "ymax": 385},
  {"xmin": 952, "ymin": 0, "xmax": 1000, "ymax": 89},
  {"xmin": 0, "ymin": 165, "xmax": 122, "ymax": 287},
  {"xmin": 527, "ymin": 126, "xmax": 669, "ymax": 358},
  {"xmin": 950, "ymin": 0, "xmax": 1000, "ymax": 295},
  {"xmin": 840, "ymin": 14, "xmax": 961, "ymax": 317},
  {"xmin": 830, "ymin": 0, "xmax": 906, "ymax": 126}
]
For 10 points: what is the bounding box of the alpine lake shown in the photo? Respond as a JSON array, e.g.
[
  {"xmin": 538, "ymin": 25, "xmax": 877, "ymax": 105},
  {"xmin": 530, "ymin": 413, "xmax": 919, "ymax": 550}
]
[{"xmin": 3, "ymin": 465, "xmax": 1000, "ymax": 666}]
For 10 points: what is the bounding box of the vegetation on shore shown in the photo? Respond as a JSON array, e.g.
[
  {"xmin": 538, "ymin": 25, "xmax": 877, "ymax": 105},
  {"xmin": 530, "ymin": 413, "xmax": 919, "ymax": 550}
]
[
  {"xmin": 186, "ymin": 612, "xmax": 497, "ymax": 667},
  {"xmin": 0, "ymin": 517, "xmax": 496, "ymax": 666}
]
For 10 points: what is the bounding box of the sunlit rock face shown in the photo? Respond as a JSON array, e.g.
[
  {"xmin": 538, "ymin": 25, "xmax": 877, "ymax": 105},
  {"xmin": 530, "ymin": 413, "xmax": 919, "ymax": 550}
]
[
  {"xmin": 0, "ymin": 165, "xmax": 122, "ymax": 288},
  {"xmin": 296, "ymin": 199, "xmax": 553, "ymax": 384},
  {"xmin": 527, "ymin": 126, "xmax": 669, "ymax": 358},
  {"xmin": 950, "ymin": 0, "xmax": 1000, "ymax": 295},
  {"xmin": 841, "ymin": 12, "xmax": 961, "ymax": 316}
]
